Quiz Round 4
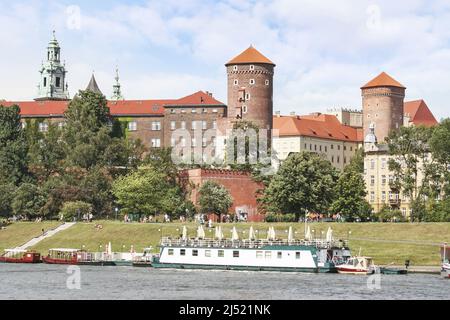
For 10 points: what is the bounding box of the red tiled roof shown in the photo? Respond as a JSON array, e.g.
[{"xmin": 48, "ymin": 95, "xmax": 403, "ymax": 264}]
[
  {"xmin": 404, "ymin": 100, "xmax": 438, "ymax": 127},
  {"xmin": 273, "ymin": 114, "xmax": 361, "ymax": 142},
  {"xmin": 361, "ymin": 72, "xmax": 406, "ymax": 89},
  {"xmin": 1, "ymin": 91, "xmax": 225, "ymax": 117},
  {"xmin": 226, "ymin": 46, "xmax": 275, "ymax": 66},
  {"xmin": 166, "ymin": 91, "xmax": 225, "ymax": 106}
]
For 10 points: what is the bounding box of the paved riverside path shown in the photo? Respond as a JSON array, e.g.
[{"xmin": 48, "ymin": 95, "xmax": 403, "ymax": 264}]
[{"xmin": 14, "ymin": 222, "xmax": 76, "ymax": 250}]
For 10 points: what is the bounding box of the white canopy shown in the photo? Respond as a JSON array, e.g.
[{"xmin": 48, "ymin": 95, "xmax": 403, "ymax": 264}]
[
  {"xmin": 326, "ymin": 227, "xmax": 333, "ymax": 242},
  {"xmin": 267, "ymin": 227, "xmax": 276, "ymax": 241},
  {"xmin": 182, "ymin": 226, "xmax": 188, "ymax": 240},
  {"xmin": 305, "ymin": 226, "xmax": 312, "ymax": 241},
  {"xmin": 248, "ymin": 226, "xmax": 256, "ymax": 240},
  {"xmin": 107, "ymin": 242, "xmax": 112, "ymax": 255},
  {"xmin": 287, "ymin": 226, "xmax": 294, "ymax": 243},
  {"xmin": 218, "ymin": 226, "xmax": 224, "ymax": 241},
  {"xmin": 231, "ymin": 227, "xmax": 239, "ymax": 241},
  {"xmin": 197, "ymin": 225, "xmax": 206, "ymax": 239}
]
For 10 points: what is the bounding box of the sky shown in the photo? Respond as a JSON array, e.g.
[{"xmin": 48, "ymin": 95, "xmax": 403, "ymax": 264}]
[{"xmin": 0, "ymin": 0, "xmax": 449, "ymax": 120}]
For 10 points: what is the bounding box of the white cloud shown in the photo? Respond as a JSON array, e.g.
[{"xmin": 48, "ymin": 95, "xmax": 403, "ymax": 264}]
[{"xmin": 0, "ymin": 0, "xmax": 449, "ymax": 120}]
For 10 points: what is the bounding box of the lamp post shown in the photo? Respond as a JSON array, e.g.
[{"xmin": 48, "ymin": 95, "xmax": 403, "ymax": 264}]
[{"xmin": 115, "ymin": 207, "xmax": 119, "ymax": 221}]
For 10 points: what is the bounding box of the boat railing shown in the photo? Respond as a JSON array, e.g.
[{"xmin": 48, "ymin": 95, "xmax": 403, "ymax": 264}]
[{"xmin": 160, "ymin": 237, "xmax": 348, "ymax": 249}]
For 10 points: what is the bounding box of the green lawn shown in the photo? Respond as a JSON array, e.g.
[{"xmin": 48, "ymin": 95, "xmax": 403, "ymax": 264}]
[
  {"xmin": 0, "ymin": 222, "xmax": 61, "ymax": 252},
  {"xmin": 24, "ymin": 221, "xmax": 450, "ymax": 266}
]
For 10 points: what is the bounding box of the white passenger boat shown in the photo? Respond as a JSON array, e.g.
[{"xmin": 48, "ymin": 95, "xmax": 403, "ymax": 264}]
[
  {"xmin": 336, "ymin": 256, "xmax": 377, "ymax": 275},
  {"xmin": 151, "ymin": 226, "xmax": 351, "ymax": 273}
]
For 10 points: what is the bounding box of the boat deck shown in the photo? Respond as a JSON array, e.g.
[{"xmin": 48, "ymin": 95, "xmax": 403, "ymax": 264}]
[{"xmin": 160, "ymin": 237, "xmax": 348, "ymax": 249}]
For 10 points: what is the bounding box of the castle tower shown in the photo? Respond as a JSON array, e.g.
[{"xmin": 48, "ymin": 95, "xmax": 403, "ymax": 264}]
[
  {"xmin": 85, "ymin": 74, "xmax": 103, "ymax": 95},
  {"xmin": 111, "ymin": 67, "xmax": 124, "ymax": 100},
  {"xmin": 35, "ymin": 31, "xmax": 70, "ymax": 101},
  {"xmin": 361, "ymin": 72, "xmax": 406, "ymax": 143},
  {"xmin": 225, "ymin": 46, "xmax": 275, "ymax": 130}
]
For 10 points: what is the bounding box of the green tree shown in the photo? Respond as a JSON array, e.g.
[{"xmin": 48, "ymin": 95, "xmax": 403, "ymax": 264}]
[
  {"xmin": 330, "ymin": 164, "xmax": 372, "ymax": 221},
  {"xmin": 112, "ymin": 166, "xmax": 185, "ymax": 216},
  {"xmin": 0, "ymin": 184, "xmax": 16, "ymax": 217},
  {"xmin": 0, "ymin": 105, "xmax": 29, "ymax": 185},
  {"xmin": 59, "ymin": 201, "xmax": 93, "ymax": 222},
  {"xmin": 198, "ymin": 181, "xmax": 233, "ymax": 221},
  {"xmin": 12, "ymin": 183, "xmax": 46, "ymax": 218},
  {"xmin": 262, "ymin": 152, "xmax": 338, "ymax": 219}
]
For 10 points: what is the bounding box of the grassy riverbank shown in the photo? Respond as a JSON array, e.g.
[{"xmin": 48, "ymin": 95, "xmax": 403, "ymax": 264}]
[
  {"xmin": 0, "ymin": 221, "xmax": 61, "ymax": 252},
  {"xmin": 2, "ymin": 221, "xmax": 449, "ymax": 266}
]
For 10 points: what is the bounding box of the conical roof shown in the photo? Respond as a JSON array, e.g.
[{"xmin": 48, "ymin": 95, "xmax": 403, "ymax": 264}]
[
  {"xmin": 226, "ymin": 45, "xmax": 275, "ymax": 66},
  {"xmin": 361, "ymin": 72, "xmax": 405, "ymax": 89},
  {"xmin": 86, "ymin": 74, "xmax": 103, "ymax": 94}
]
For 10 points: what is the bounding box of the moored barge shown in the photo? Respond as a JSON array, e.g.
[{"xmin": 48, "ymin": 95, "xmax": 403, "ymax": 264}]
[{"xmin": 0, "ymin": 249, "xmax": 42, "ymax": 264}]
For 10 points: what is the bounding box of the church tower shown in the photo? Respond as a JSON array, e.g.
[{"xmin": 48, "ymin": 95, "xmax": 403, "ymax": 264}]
[
  {"xmin": 361, "ymin": 72, "xmax": 406, "ymax": 143},
  {"xmin": 35, "ymin": 31, "xmax": 70, "ymax": 101},
  {"xmin": 111, "ymin": 67, "xmax": 124, "ymax": 100},
  {"xmin": 225, "ymin": 46, "xmax": 275, "ymax": 130}
]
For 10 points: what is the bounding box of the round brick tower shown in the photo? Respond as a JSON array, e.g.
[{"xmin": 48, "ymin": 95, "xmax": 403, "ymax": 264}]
[
  {"xmin": 361, "ymin": 72, "xmax": 406, "ymax": 143},
  {"xmin": 225, "ymin": 46, "xmax": 275, "ymax": 130}
]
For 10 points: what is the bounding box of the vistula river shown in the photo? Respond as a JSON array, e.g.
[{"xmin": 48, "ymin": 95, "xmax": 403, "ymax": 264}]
[{"xmin": 0, "ymin": 264, "xmax": 448, "ymax": 300}]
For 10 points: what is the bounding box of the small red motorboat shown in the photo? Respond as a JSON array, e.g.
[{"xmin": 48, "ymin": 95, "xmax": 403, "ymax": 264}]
[
  {"xmin": 42, "ymin": 248, "xmax": 80, "ymax": 265},
  {"xmin": 336, "ymin": 256, "xmax": 377, "ymax": 275},
  {"xmin": 0, "ymin": 249, "xmax": 42, "ymax": 264}
]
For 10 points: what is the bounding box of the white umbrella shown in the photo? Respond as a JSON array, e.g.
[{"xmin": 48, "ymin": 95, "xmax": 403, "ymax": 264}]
[
  {"xmin": 182, "ymin": 226, "xmax": 188, "ymax": 240},
  {"xmin": 215, "ymin": 226, "xmax": 221, "ymax": 240},
  {"xmin": 305, "ymin": 226, "xmax": 312, "ymax": 241},
  {"xmin": 248, "ymin": 226, "xmax": 256, "ymax": 240},
  {"xmin": 288, "ymin": 226, "xmax": 294, "ymax": 243},
  {"xmin": 108, "ymin": 242, "xmax": 112, "ymax": 255},
  {"xmin": 218, "ymin": 226, "xmax": 224, "ymax": 241},
  {"xmin": 272, "ymin": 227, "xmax": 277, "ymax": 240},
  {"xmin": 326, "ymin": 227, "xmax": 333, "ymax": 242},
  {"xmin": 267, "ymin": 227, "xmax": 273, "ymax": 241},
  {"xmin": 231, "ymin": 227, "xmax": 239, "ymax": 241},
  {"xmin": 197, "ymin": 225, "xmax": 205, "ymax": 239}
]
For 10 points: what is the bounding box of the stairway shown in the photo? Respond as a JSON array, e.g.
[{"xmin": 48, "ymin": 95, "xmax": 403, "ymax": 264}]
[{"xmin": 14, "ymin": 222, "xmax": 76, "ymax": 250}]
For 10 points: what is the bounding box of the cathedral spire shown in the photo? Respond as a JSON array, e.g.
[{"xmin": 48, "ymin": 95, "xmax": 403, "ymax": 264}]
[
  {"xmin": 111, "ymin": 67, "xmax": 124, "ymax": 100},
  {"xmin": 35, "ymin": 31, "xmax": 69, "ymax": 101},
  {"xmin": 86, "ymin": 73, "xmax": 103, "ymax": 95}
]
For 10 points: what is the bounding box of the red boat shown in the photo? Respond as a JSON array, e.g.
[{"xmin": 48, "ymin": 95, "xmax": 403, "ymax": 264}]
[
  {"xmin": 0, "ymin": 249, "xmax": 42, "ymax": 264},
  {"xmin": 42, "ymin": 248, "xmax": 80, "ymax": 265}
]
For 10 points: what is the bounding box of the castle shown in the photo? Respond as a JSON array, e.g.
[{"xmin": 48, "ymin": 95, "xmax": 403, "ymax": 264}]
[{"xmin": 1, "ymin": 33, "xmax": 440, "ymax": 219}]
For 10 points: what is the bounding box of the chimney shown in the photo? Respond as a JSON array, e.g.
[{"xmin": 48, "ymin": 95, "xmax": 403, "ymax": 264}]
[
  {"xmin": 206, "ymin": 91, "xmax": 213, "ymax": 97},
  {"xmin": 290, "ymin": 111, "xmax": 296, "ymax": 116},
  {"xmin": 275, "ymin": 111, "xmax": 281, "ymax": 117}
]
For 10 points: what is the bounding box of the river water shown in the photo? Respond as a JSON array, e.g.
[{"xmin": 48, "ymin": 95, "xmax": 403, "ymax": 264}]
[{"xmin": 0, "ymin": 264, "xmax": 448, "ymax": 300}]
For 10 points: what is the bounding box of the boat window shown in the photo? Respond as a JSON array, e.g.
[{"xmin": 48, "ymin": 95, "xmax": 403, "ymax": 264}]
[
  {"xmin": 295, "ymin": 252, "xmax": 301, "ymax": 259},
  {"xmin": 180, "ymin": 249, "xmax": 186, "ymax": 256},
  {"xmin": 265, "ymin": 252, "xmax": 272, "ymax": 259},
  {"xmin": 233, "ymin": 251, "xmax": 239, "ymax": 258},
  {"xmin": 205, "ymin": 250, "xmax": 211, "ymax": 257},
  {"xmin": 256, "ymin": 251, "xmax": 263, "ymax": 259},
  {"xmin": 168, "ymin": 249, "xmax": 174, "ymax": 256},
  {"xmin": 192, "ymin": 250, "xmax": 198, "ymax": 257},
  {"xmin": 218, "ymin": 250, "xmax": 224, "ymax": 258},
  {"xmin": 277, "ymin": 252, "xmax": 282, "ymax": 259}
]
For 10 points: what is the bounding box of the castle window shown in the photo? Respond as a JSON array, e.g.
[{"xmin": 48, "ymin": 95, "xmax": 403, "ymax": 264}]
[
  {"xmin": 191, "ymin": 109, "xmax": 197, "ymax": 113},
  {"xmin": 151, "ymin": 121, "xmax": 161, "ymax": 131},
  {"xmin": 151, "ymin": 138, "xmax": 161, "ymax": 148},
  {"xmin": 265, "ymin": 79, "xmax": 270, "ymax": 86},
  {"xmin": 234, "ymin": 79, "xmax": 239, "ymax": 86},
  {"xmin": 233, "ymin": 66, "xmax": 238, "ymax": 71},
  {"xmin": 249, "ymin": 79, "xmax": 255, "ymax": 85},
  {"xmin": 191, "ymin": 121, "xmax": 197, "ymax": 130},
  {"xmin": 202, "ymin": 108, "xmax": 208, "ymax": 113},
  {"xmin": 170, "ymin": 121, "xmax": 176, "ymax": 130},
  {"xmin": 170, "ymin": 109, "xmax": 176, "ymax": 114},
  {"xmin": 331, "ymin": 145, "xmax": 334, "ymax": 150},
  {"xmin": 212, "ymin": 121, "xmax": 217, "ymax": 130},
  {"xmin": 337, "ymin": 156, "xmax": 340, "ymax": 163},
  {"xmin": 331, "ymin": 156, "xmax": 334, "ymax": 163},
  {"xmin": 325, "ymin": 146, "xmax": 328, "ymax": 152},
  {"xmin": 181, "ymin": 121, "xmax": 186, "ymax": 130},
  {"xmin": 212, "ymin": 109, "xmax": 218, "ymax": 113},
  {"xmin": 56, "ymin": 77, "xmax": 61, "ymax": 88},
  {"xmin": 202, "ymin": 121, "xmax": 207, "ymax": 130},
  {"xmin": 128, "ymin": 121, "xmax": 137, "ymax": 131},
  {"xmin": 38, "ymin": 122, "xmax": 49, "ymax": 132},
  {"xmin": 44, "ymin": 77, "xmax": 47, "ymax": 87},
  {"xmin": 250, "ymin": 65, "xmax": 255, "ymax": 71},
  {"xmin": 242, "ymin": 105, "xmax": 248, "ymax": 114},
  {"xmin": 171, "ymin": 138, "xmax": 176, "ymax": 147},
  {"xmin": 245, "ymin": 93, "xmax": 251, "ymax": 101},
  {"xmin": 344, "ymin": 157, "xmax": 347, "ymax": 164}
]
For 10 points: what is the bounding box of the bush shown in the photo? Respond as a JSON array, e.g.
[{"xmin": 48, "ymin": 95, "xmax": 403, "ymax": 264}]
[
  {"xmin": 59, "ymin": 201, "xmax": 93, "ymax": 222},
  {"xmin": 265, "ymin": 213, "xmax": 297, "ymax": 222},
  {"xmin": 376, "ymin": 205, "xmax": 406, "ymax": 222}
]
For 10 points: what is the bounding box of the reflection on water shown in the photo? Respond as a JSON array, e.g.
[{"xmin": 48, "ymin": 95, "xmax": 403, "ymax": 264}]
[{"xmin": 0, "ymin": 264, "xmax": 448, "ymax": 300}]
